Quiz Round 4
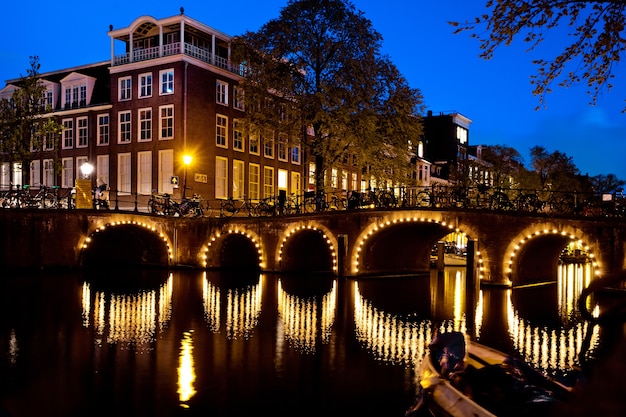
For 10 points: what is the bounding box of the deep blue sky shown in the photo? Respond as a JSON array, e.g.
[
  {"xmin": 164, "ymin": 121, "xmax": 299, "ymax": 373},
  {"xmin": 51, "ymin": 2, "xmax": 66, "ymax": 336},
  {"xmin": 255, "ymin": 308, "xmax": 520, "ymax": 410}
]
[{"xmin": 2, "ymin": 0, "xmax": 624, "ymax": 180}]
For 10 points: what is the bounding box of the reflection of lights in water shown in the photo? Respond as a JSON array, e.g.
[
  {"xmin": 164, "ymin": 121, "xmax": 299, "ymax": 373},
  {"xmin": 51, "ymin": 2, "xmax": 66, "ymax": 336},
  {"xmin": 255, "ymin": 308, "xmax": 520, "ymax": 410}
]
[
  {"xmin": 353, "ymin": 283, "xmax": 433, "ymax": 367},
  {"xmin": 507, "ymin": 288, "xmax": 600, "ymax": 375},
  {"xmin": 8, "ymin": 329, "xmax": 18, "ymax": 366},
  {"xmin": 82, "ymin": 274, "xmax": 173, "ymax": 351},
  {"xmin": 276, "ymin": 280, "xmax": 337, "ymax": 354},
  {"xmin": 558, "ymin": 263, "xmax": 592, "ymax": 322},
  {"xmin": 82, "ymin": 282, "xmax": 91, "ymax": 327},
  {"xmin": 202, "ymin": 273, "xmax": 263, "ymax": 339},
  {"xmin": 432, "ymin": 267, "xmax": 469, "ymax": 335},
  {"xmin": 177, "ymin": 330, "xmax": 196, "ymax": 407},
  {"xmin": 474, "ymin": 290, "xmax": 484, "ymax": 339}
]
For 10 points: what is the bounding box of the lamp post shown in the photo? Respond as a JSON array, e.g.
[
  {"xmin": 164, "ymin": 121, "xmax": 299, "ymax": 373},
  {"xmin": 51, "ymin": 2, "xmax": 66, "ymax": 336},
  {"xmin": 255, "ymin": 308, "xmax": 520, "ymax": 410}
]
[
  {"xmin": 182, "ymin": 155, "xmax": 192, "ymax": 199},
  {"xmin": 77, "ymin": 162, "xmax": 94, "ymax": 208}
]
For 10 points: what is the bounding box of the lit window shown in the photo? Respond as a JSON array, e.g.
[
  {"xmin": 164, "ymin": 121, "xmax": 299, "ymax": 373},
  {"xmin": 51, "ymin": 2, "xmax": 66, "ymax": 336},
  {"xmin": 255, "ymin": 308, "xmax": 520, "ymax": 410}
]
[{"xmin": 160, "ymin": 69, "xmax": 174, "ymax": 95}]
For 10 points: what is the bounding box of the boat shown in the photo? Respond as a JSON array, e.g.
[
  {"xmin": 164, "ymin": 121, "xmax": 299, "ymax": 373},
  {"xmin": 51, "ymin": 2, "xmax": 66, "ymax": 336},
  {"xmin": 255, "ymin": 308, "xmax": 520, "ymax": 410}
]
[{"xmin": 406, "ymin": 332, "xmax": 572, "ymax": 417}]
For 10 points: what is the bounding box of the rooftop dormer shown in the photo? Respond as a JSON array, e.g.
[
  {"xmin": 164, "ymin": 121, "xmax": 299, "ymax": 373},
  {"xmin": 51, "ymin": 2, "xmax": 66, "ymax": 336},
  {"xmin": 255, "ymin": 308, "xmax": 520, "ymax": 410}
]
[
  {"xmin": 60, "ymin": 72, "xmax": 96, "ymax": 110},
  {"xmin": 108, "ymin": 14, "xmax": 244, "ymax": 76}
]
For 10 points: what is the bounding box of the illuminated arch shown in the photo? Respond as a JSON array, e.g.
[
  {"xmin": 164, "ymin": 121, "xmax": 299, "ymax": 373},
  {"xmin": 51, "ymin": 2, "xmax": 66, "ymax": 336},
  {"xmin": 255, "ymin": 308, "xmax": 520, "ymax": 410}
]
[
  {"xmin": 79, "ymin": 219, "xmax": 173, "ymax": 266},
  {"xmin": 276, "ymin": 222, "xmax": 338, "ymax": 273},
  {"xmin": 351, "ymin": 213, "xmax": 485, "ymax": 277},
  {"xmin": 504, "ymin": 225, "xmax": 601, "ymax": 285},
  {"xmin": 201, "ymin": 227, "xmax": 265, "ymax": 269}
]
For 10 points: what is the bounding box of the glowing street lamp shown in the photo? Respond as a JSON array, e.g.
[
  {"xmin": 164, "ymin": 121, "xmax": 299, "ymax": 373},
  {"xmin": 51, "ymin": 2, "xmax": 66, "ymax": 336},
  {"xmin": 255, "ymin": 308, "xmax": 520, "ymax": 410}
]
[
  {"xmin": 80, "ymin": 162, "xmax": 94, "ymax": 179},
  {"xmin": 182, "ymin": 155, "xmax": 192, "ymax": 199}
]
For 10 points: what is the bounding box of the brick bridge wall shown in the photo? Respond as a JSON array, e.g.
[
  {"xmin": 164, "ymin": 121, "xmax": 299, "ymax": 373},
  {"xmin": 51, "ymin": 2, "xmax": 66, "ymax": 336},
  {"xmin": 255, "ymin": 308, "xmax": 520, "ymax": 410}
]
[{"xmin": 1, "ymin": 209, "xmax": 624, "ymax": 285}]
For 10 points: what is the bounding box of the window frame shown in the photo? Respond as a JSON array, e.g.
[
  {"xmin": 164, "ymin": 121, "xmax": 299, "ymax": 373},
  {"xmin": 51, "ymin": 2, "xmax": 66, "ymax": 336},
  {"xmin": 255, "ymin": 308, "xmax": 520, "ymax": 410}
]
[
  {"xmin": 119, "ymin": 76, "xmax": 132, "ymax": 101},
  {"xmin": 118, "ymin": 111, "xmax": 132, "ymax": 144},
  {"xmin": 138, "ymin": 72, "xmax": 153, "ymax": 98}
]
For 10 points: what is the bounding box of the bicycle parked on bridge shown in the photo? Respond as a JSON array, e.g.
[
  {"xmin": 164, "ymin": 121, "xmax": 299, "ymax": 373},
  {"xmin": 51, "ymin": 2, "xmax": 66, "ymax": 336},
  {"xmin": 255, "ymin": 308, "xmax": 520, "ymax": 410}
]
[{"xmin": 148, "ymin": 193, "xmax": 204, "ymax": 217}]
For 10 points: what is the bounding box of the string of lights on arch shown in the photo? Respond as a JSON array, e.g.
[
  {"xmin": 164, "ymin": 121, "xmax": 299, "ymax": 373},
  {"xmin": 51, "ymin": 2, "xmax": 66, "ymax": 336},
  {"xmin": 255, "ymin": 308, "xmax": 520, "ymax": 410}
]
[
  {"xmin": 80, "ymin": 220, "xmax": 173, "ymax": 263},
  {"xmin": 201, "ymin": 228, "xmax": 265, "ymax": 269},
  {"xmin": 352, "ymin": 216, "xmax": 484, "ymax": 278},
  {"xmin": 278, "ymin": 224, "xmax": 338, "ymax": 273}
]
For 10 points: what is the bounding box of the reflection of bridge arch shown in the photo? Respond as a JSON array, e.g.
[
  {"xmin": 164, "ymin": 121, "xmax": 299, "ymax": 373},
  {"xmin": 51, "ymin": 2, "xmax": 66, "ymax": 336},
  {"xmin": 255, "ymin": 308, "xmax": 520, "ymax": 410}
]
[
  {"xmin": 80, "ymin": 220, "xmax": 173, "ymax": 268},
  {"xmin": 351, "ymin": 214, "xmax": 484, "ymax": 277},
  {"xmin": 276, "ymin": 222, "xmax": 337, "ymax": 273},
  {"xmin": 202, "ymin": 227, "xmax": 266, "ymax": 270},
  {"xmin": 504, "ymin": 225, "xmax": 600, "ymax": 286}
]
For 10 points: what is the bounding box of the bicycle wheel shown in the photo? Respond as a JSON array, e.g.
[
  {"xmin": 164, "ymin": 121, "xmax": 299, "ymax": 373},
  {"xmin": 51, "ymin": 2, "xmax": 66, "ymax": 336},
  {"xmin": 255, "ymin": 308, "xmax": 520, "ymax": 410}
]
[
  {"xmin": 221, "ymin": 201, "xmax": 236, "ymax": 217},
  {"xmin": 42, "ymin": 193, "xmax": 57, "ymax": 209},
  {"xmin": 416, "ymin": 191, "xmax": 431, "ymax": 207},
  {"xmin": 256, "ymin": 201, "xmax": 274, "ymax": 216},
  {"xmin": 304, "ymin": 198, "xmax": 317, "ymax": 213},
  {"xmin": 148, "ymin": 198, "xmax": 158, "ymax": 214}
]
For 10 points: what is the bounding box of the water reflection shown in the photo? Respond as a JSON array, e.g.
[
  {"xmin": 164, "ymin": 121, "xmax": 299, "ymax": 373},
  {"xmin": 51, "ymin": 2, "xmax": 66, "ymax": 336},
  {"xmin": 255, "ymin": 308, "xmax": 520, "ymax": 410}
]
[
  {"xmin": 202, "ymin": 271, "xmax": 263, "ymax": 338},
  {"xmin": 81, "ymin": 270, "xmax": 173, "ymax": 350},
  {"xmin": 277, "ymin": 276, "xmax": 337, "ymax": 354},
  {"xmin": 177, "ymin": 330, "xmax": 196, "ymax": 407}
]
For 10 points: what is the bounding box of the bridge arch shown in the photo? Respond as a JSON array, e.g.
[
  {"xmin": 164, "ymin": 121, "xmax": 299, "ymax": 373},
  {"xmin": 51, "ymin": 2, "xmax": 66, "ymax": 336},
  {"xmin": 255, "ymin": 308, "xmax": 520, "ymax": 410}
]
[
  {"xmin": 202, "ymin": 227, "xmax": 265, "ymax": 270},
  {"xmin": 276, "ymin": 222, "xmax": 337, "ymax": 273},
  {"xmin": 504, "ymin": 224, "xmax": 601, "ymax": 286},
  {"xmin": 350, "ymin": 213, "xmax": 484, "ymax": 276},
  {"xmin": 80, "ymin": 220, "xmax": 173, "ymax": 268}
]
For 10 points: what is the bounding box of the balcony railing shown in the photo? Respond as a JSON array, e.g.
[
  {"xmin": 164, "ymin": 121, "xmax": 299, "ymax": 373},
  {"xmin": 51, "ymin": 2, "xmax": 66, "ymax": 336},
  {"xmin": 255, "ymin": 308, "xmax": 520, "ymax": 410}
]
[{"xmin": 113, "ymin": 41, "xmax": 246, "ymax": 76}]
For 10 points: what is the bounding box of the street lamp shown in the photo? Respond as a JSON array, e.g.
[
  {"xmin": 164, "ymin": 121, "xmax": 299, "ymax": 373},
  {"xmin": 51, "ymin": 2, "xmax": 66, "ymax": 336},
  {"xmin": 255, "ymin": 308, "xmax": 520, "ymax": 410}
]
[
  {"xmin": 80, "ymin": 162, "xmax": 94, "ymax": 179},
  {"xmin": 182, "ymin": 155, "xmax": 192, "ymax": 199}
]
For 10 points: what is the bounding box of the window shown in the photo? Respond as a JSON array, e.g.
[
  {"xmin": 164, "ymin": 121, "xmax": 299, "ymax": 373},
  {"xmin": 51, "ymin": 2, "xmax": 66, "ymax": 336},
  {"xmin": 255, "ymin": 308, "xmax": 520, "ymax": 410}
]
[
  {"xmin": 118, "ymin": 111, "xmax": 131, "ymax": 143},
  {"xmin": 158, "ymin": 150, "xmax": 174, "ymax": 194},
  {"xmin": 233, "ymin": 160, "xmax": 244, "ymax": 199},
  {"xmin": 249, "ymin": 129, "xmax": 259, "ymax": 155},
  {"xmin": 331, "ymin": 167, "xmax": 338, "ymax": 189},
  {"xmin": 97, "ymin": 114, "xmax": 109, "ymax": 146},
  {"xmin": 119, "ymin": 76, "xmax": 131, "ymax": 101},
  {"xmin": 30, "ymin": 160, "xmax": 40, "ymax": 187},
  {"xmin": 233, "ymin": 119, "xmax": 244, "ymax": 151},
  {"xmin": 341, "ymin": 170, "xmax": 348, "ymax": 190},
  {"xmin": 118, "ymin": 153, "xmax": 131, "ymax": 194},
  {"xmin": 291, "ymin": 171, "xmax": 301, "ymax": 196},
  {"xmin": 40, "ymin": 90, "xmax": 53, "ymax": 110},
  {"xmin": 278, "ymin": 134, "xmax": 287, "ymax": 161},
  {"xmin": 80, "ymin": 85, "xmax": 87, "ymax": 106},
  {"xmin": 138, "ymin": 151, "xmax": 152, "ymax": 195},
  {"xmin": 62, "ymin": 119, "xmax": 73, "ymax": 149},
  {"xmin": 215, "ymin": 156, "xmax": 228, "ymax": 199},
  {"xmin": 43, "ymin": 159, "xmax": 54, "ymax": 186},
  {"xmin": 263, "ymin": 166, "xmax": 274, "ymax": 198},
  {"xmin": 96, "ymin": 155, "xmax": 109, "ymax": 189},
  {"xmin": 263, "ymin": 130, "xmax": 274, "ymax": 158},
  {"xmin": 249, "ymin": 163, "xmax": 260, "ymax": 200},
  {"xmin": 160, "ymin": 105, "xmax": 174, "ymax": 140},
  {"xmin": 77, "ymin": 117, "xmax": 88, "ymax": 148},
  {"xmin": 457, "ymin": 126, "xmax": 467, "ymax": 144},
  {"xmin": 139, "ymin": 108, "xmax": 152, "ymax": 142},
  {"xmin": 43, "ymin": 133, "xmax": 54, "ymax": 151},
  {"xmin": 291, "ymin": 145, "xmax": 301, "ymax": 165},
  {"xmin": 61, "ymin": 158, "xmax": 73, "ymax": 188},
  {"xmin": 233, "ymin": 86, "xmax": 244, "ymax": 110},
  {"xmin": 278, "ymin": 169, "xmax": 288, "ymax": 192},
  {"xmin": 76, "ymin": 156, "xmax": 88, "ymax": 181},
  {"xmin": 160, "ymin": 69, "xmax": 174, "ymax": 95},
  {"xmin": 139, "ymin": 73, "xmax": 152, "ymax": 98},
  {"xmin": 216, "ymin": 80, "xmax": 228, "ymax": 105},
  {"xmin": 308, "ymin": 162, "xmax": 315, "ymax": 187},
  {"xmin": 216, "ymin": 115, "xmax": 228, "ymax": 147}
]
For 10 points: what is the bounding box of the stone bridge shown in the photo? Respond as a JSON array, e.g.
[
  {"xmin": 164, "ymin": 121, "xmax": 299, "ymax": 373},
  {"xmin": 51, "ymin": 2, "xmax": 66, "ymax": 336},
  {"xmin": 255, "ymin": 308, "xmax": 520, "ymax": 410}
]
[{"xmin": 2, "ymin": 208, "xmax": 625, "ymax": 286}]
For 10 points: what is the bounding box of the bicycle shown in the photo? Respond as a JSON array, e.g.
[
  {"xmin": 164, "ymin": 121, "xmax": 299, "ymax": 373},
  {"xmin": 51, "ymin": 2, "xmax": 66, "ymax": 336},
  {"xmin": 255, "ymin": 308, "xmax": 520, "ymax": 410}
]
[
  {"xmin": 220, "ymin": 197, "xmax": 257, "ymax": 217},
  {"xmin": 255, "ymin": 197, "xmax": 276, "ymax": 217},
  {"xmin": 303, "ymin": 191, "xmax": 329, "ymax": 213}
]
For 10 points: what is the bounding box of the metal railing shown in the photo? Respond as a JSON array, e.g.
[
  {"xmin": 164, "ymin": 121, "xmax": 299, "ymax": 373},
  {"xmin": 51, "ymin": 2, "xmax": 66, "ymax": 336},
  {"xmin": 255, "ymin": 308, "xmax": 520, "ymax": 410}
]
[{"xmin": 2, "ymin": 184, "xmax": 624, "ymax": 219}]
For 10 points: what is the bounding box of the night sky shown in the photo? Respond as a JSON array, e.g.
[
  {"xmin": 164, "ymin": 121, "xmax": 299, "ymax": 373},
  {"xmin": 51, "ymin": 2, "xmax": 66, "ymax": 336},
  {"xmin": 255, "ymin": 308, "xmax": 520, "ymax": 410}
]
[{"xmin": 2, "ymin": 0, "xmax": 624, "ymax": 179}]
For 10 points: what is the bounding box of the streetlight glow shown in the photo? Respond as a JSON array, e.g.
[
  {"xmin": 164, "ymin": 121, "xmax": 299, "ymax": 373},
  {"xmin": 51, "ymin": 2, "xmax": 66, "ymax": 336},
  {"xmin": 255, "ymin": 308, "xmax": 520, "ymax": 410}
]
[{"xmin": 182, "ymin": 155, "xmax": 192, "ymax": 199}]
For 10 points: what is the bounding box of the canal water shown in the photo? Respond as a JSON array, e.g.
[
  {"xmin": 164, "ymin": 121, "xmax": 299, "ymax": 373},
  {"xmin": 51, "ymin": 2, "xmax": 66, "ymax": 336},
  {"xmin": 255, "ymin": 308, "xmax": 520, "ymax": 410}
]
[{"xmin": 0, "ymin": 265, "xmax": 614, "ymax": 416}]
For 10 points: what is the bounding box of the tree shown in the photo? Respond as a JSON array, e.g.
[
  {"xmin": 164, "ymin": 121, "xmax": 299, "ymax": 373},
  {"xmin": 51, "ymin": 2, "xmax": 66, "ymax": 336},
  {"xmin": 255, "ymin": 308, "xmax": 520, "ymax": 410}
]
[
  {"xmin": 450, "ymin": 1, "xmax": 626, "ymax": 110},
  {"xmin": 480, "ymin": 145, "xmax": 526, "ymax": 188},
  {"xmin": 529, "ymin": 145, "xmax": 588, "ymax": 191},
  {"xmin": 0, "ymin": 56, "xmax": 63, "ymax": 185},
  {"xmin": 232, "ymin": 0, "xmax": 425, "ymax": 192},
  {"xmin": 590, "ymin": 173, "xmax": 625, "ymax": 194}
]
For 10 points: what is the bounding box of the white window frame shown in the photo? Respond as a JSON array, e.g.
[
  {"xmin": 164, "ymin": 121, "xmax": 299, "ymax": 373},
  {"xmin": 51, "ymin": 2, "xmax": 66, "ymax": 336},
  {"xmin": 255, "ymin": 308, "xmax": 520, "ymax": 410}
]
[
  {"xmin": 159, "ymin": 105, "xmax": 174, "ymax": 140},
  {"xmin": 43, "ymin": 159, "xmax": 54, "ymax": 186},
  {"xmin": 138, "ymin": 108, "xmax": 152, "ymax": 142},
  {"xmin": 249, "ymin": 129, "xmax": 259, "ymax": 155},
  {"xmin": 119, "ymin": 76, "xmax": 131, "ymax": 101},
  {"xmin": 249, "ymin": 163, "xmax": 260, "ymax": 201},
  {"xmin": 216, "ymin": 80, "xmax": 228, "ymax": 105},
  {"xmin": 278, "ymin": 134, "xmax": 287, "ymax": 162},
  {"xmin": 291, "ymin": 171, "xmax": 301, "ymax": 196},
  {"xmin": 232, "ymin": 159, "xmax": 244, "ymax": 200},
  {"xmin": 233, "ymin": 119, "xmax": 244, "ymax": 151},
  {"xmin": 215, "ymin": 156, "xmax": 228, "ymax": 199},
  {"xmin": 291, "ymin": 145, "xmax": 301, "ymax": 165},
  {"xmin": 216, "ymin": 114, "xmax": 228, "ymax": 148},
  {"xmin": 96, "ymin": 155, "xmax": 109, "ymax": 189},
  {"xmin": 159, "ymin": 69, "xmax": 174, "ymax": 95},
  {"xmin": 263, "ymin": 131, "xmax": 274, "ymax": 159},
  {"xmin": 137, "ymin": 151, "xmax": 152, "ymax": 195},
  {"xmin": 139, "ymin": 72, "xmax": 152, "ymax": 98},
  {"xmin": 61, "ymin": 158, "xmax": 73, "ymax": 188},
  {"xmin": 233, "ymin": 86, "xmax": 244, "ymax": 110},
  {"xmin": 117, "ymin": 153, "xmax": 131, "ymax": 194},
  {"xmin": 118, "ymin": 111, "xmax": 131, "ymax": 143},
  {"xmin": 263, "ymin": 166, "xmax": 274, "ymax": 199},
  {"xmin": 62, "ymin": 119, "xmax": 74, "ymax": 149},
  {"xmin": 77, "ymin": 117, "xmax": 88, "ymax": 148},
  {"xmin": 97, "ymin": 114, "xmax": 109, "ymax": 146},
  {"xmin": 158, "ymin": 149, "xmax": 174, "ymax": 194},
  {"xmin": 30, "ymin": 160, "xmax": 40, "ymax": 187}
]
